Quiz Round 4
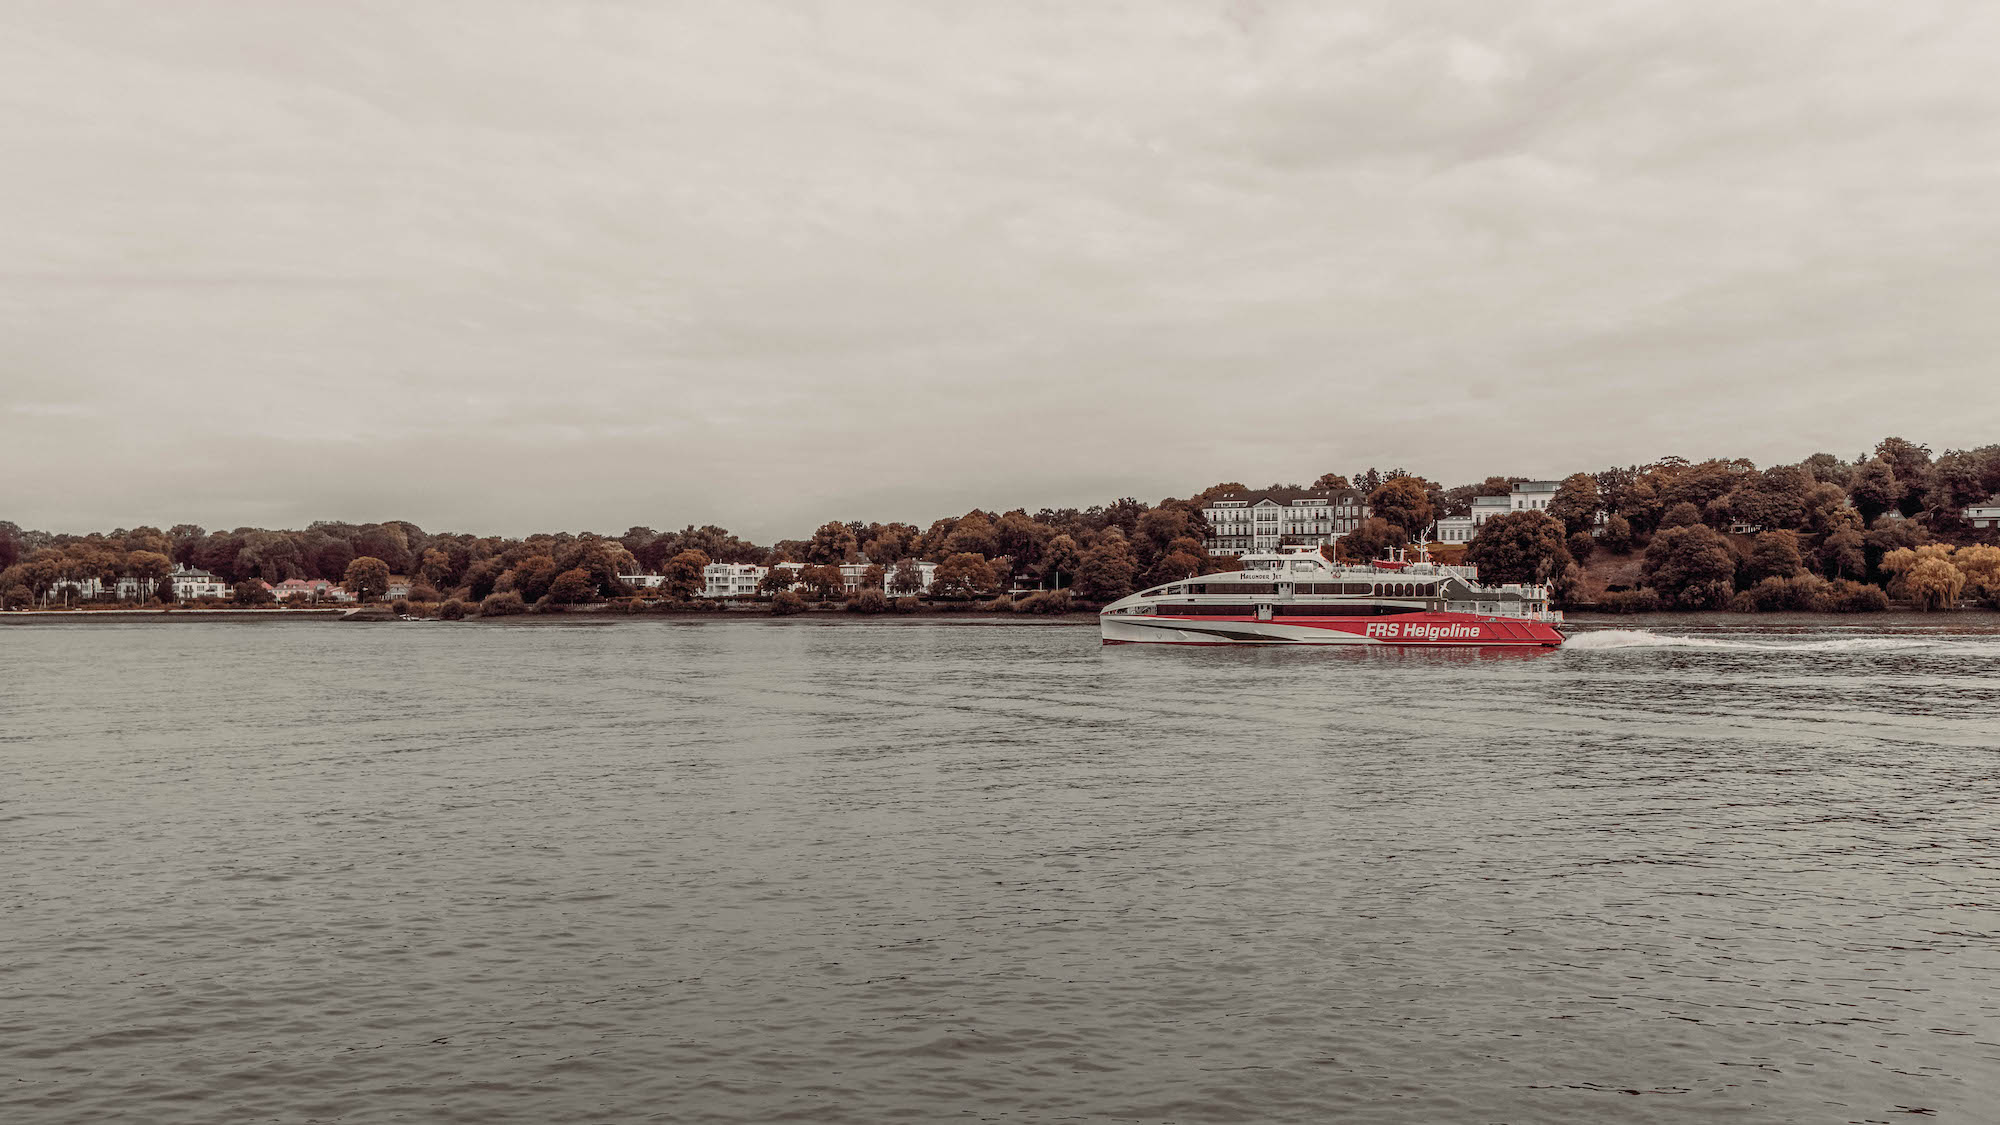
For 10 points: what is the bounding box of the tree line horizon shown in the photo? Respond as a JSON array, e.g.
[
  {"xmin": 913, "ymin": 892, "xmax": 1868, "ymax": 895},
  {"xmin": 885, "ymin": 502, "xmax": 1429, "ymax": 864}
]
[{"xmin": 4, "ymin": 435, "xmax": 1998, "ymax": 613}]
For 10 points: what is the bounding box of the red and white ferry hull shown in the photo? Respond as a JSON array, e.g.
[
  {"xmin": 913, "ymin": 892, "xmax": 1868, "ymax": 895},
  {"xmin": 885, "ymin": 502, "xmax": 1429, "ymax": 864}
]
[{"xmin": 1100, "ymin": 611, "xmax": 1562, "ymax": 647}]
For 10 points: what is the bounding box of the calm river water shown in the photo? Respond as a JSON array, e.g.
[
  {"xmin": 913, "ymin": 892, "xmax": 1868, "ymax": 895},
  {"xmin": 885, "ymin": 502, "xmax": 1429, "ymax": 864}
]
[{"xmin": 5, "ymin": 616, "xmax": 2000, "ymax": 1123}]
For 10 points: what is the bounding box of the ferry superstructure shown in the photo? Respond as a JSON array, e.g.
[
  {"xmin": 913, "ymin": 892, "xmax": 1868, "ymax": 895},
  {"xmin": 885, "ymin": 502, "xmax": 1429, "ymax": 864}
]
[{"xmin": 1099, "ymin": 546, "xmax": 1564, "ymax": 647}]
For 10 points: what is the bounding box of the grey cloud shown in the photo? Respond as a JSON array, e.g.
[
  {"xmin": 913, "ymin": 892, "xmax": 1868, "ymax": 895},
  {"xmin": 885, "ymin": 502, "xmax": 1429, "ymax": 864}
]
[{"xmin": 3, "ymin": 1, "xmax": 1997, "ymax": 540}]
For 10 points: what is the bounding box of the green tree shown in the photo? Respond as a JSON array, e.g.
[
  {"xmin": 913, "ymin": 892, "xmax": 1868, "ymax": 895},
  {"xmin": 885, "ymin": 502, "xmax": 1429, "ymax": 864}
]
[
  {"xmin": 1642, "ymin": 525, "xmax": 1737, "ymax": 609},
  {"xmin": 342, "ymin": 556, "xmax": 391, "ymax": 602},
  {"xmin": 1466, "ymin": 511, "xmax": 1572, "ymax": 586},
  {"xmin": 1366, "ymin": 476, "xmax": 1435, "ymax": 539},
  {"xmin": 890, "ymin": 559, "xmax": 923, "ymax": 595},
  {"xmin": 1547, "ymin": 473, "xmax": 1602, "ymax": 536}
]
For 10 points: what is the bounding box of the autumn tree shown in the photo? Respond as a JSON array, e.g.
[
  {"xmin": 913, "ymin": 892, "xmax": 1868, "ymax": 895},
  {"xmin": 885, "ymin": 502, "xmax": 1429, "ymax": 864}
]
[
  {"xmin": 1311, "ymin": 472, "xmax": 1352, "ymax": 491},
  {"xmin": 1466, "ymin": 511, "xmax": 1572, "ymax": 586},
  {"xmin": 888, "ymin": 559, "xmax": 922, "ymax": 596},
  {"xmin": 1847, "ymin": 459, "xmax": 1900, "ymax": 522},
  {"xmin": 1367, "ymin": 476, "xmax": 1435, "ymax": 539},
  {"xmin": 548, "ymin": 567, "xmax": 598, "ymax": 604},
  {"xmin": 233, "ymin": 580, "xmax": 274, "ymax": 606},
  {"xmin": 1547, "ymin": 473, "xmax": 1602, "ymax": 536},
  {"xmin": 758, "ymin": 565, "xmax": 797, "ymax": 597},
  {"xmin": 1599, "ymin": 514, "xmax": 1634, "ymax": 554},
  {"xmin": 1335, "ymin": 518, "xmax": 1406, "ymax": 563},
  {"xmin": 933, "ymin": 553, "xmax": 999, "ymax": 598},
  {"xmin": 1953, "ymin": 545, "xmax": 2000, "ymax": 606},
  {"xmin": 343, "ymin": 556, "xmax": 391, "ymax": 602},
  {"xmin": 942, "ymin": 513, "xmax": 999, "ymax": 559},
  {"xmin": 505, "ymin": 555, "xmax": 561, "ymax": 603},
  {"xmin": 416, "ymin": 548, "xmax": 454, "ymax": 590},
  {"xmin": 1901, "ymin": 557, "xmax": 1966, "ymax": 610},
  {"xmin": 1744, "ymin": 530, "xmax": 1804, "ymax": 582},
  {"xmin": 556, "ymin": 537, "xmax": 640, "ymax": 597},
  {"xmin": 1801, "ymin": 452, "xmax": 1853, "ymax": 488},
  {"xmin": 1874, "ymin": 437, "xmax": 1934, "ymax": 516},
  {"xmin": 1641, "ymin": 525, "xmax": 1737, "ymax": 609},
  {"xmin": 1816, "ymin": 527, "xmax": 1866, "ymax": 580},
  {"xmin": 1041, "ymin": 534, "xmax": 1082, "ymax": 589},
  {"xmin": 1658, "ymin": 502, "xmax": 1703, "ymax": 530},
  {"xmin": 463, "ymin": 558, "xmax": 506, "ymax": 601},
  {"xmin": 665, "ymin": 549, "xmax": 711, "ymax": 599},
  {"xmin": 1566, "ymin": 530, "xmax": 1595, "ymax": 564},
  {"xmin": 1145, "ymin": 548, "xmax": 1206, "ymax": 586},
  {"xmin": 126, "ymin": 550, "xmax": 173, "ymax": 596},
  {"xmin": 1073, "ymin": 537, "xmax": 1137, "ymax": 603},
  {"xmin": 805, "ymin": 521, "xmax": 858, "ymax": 565},
  {"xmin": 799, "ymin": 564, "xmax": 846, "ymax": 600}
]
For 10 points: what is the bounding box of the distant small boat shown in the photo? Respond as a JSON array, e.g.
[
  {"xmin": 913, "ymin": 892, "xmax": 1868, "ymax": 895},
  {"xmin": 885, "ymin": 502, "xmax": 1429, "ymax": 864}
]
[{"xmin": 1100, "ymin": 546, "xmax": 1563, "ymax": 647}]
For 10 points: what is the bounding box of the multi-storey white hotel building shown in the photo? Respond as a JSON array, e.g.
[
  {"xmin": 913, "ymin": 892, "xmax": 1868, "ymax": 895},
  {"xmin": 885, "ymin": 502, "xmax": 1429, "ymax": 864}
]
[{"xmin": 1202, "ymin": 488, "xmax": 1370, "ymax": 556}]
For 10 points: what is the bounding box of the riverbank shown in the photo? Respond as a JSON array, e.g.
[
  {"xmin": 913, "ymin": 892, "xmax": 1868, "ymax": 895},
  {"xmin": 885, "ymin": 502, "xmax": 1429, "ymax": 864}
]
[{"xmin": 0, "ymin": 605, "xmax": 1099, "ymax": 624}]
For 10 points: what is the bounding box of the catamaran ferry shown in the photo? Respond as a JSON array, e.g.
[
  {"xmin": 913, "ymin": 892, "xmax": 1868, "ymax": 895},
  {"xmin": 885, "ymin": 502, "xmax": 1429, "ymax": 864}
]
[{"xmin": 1100, "ymin": 545, "xmax": 1564, "ymax": 647}]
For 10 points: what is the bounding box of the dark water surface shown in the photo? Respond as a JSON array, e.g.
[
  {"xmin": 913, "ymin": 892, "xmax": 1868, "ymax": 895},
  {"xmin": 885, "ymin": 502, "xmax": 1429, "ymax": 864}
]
[{"xmin": 6, "ymin": 616, "xmax": 2000, "ymax": 1123}]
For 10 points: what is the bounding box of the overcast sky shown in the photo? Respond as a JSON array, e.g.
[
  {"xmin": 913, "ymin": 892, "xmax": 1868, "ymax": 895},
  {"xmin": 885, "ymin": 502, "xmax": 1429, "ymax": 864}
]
[{"xmin": 4, "ymin": 1, "xmax": 1997, "ymax": 541}]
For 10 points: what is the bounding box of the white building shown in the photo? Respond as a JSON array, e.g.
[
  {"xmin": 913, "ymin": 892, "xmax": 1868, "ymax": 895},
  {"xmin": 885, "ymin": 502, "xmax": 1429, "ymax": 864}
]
[
  {"xmin": 699, "ymin": 559, "xmax": 938, "ymax": 598},
  {"xmin": 1203, "ymin": 489, "xmax": 1369, "ymax": 556},
  {"xmin": 701, "ymin": 562, "xmax": 771, "ymax": 598},
  {"xmin": 875, "ymin": 560, "xmax": 937, "ymax": 595},
  {"xmin": 1471, "ymin": 494, "xmax": 1514, "ymax": 525},
  {"xmin": 1437, "ymin": 481, "xmax": 1574, "ymax": 544},
  {"xmin": 618, "ymin": 573, "xmax": 665, "ymax": 589},
  {"xmin": 1968, "ymin": 498, "xmax": 2000, "ymax": 530},
  {"xmin": 271, "ymin": 577, "xmax": 351, "ymax": 602},
  {"xmin": 171, "ymin": 566, "xmax": 229, "ymax": 599},
  {"xmin": 1510, "ymin": 480, "xmax": 1560, "ymax": 512},
  {"xmin": 1435, "ymin": 516, "xmax": 1476, "ymax": 544}
]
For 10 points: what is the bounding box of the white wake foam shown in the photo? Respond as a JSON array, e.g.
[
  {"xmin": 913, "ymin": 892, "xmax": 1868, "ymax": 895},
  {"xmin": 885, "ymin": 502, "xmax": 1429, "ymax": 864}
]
[{"xmin": 1565, "ymin": 629, "xmax": 1941, "ymax": 653}]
